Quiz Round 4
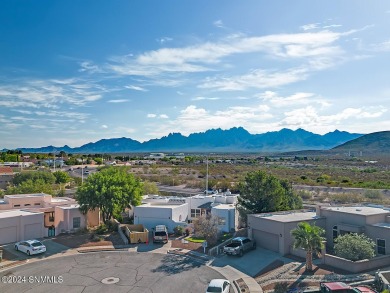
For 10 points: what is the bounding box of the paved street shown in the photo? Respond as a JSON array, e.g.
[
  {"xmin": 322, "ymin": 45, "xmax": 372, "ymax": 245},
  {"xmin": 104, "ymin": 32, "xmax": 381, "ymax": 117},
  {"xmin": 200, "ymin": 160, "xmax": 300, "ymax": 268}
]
[{"xmin": 0, "ymin": 251, "xmax": 232, "ymax": 293}]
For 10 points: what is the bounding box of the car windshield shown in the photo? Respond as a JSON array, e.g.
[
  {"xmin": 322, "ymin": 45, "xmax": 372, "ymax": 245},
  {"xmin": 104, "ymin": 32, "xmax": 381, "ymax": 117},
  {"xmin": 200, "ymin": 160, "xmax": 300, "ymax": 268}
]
[
  {"xmin": 207, "ymin": 286, "xmax": 222, "ymax": 292},
  {"xmin": 31, "ymin": 242, "xmax": 43, "ymax": 247},
  {"xmin": 155, "ymin": 231, "xmax": 167, "ymax": 236}
]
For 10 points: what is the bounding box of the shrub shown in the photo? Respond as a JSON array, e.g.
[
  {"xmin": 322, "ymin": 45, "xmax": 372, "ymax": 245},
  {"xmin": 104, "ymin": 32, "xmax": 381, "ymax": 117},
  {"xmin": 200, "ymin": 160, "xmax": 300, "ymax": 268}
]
[
  {"xmin": 274, "ymin": 282, "xmax": 289, "ymax": 293},
  {"xmin": 334, "ymin": 233, "xmax": 375, "ymax": 261},
  {"xmin": 96, "ymin": 224, "xmax": 108, "ymax": 235},
  {"xmin": 364, "ymin": 190, "xmax": 384, "ymax": 200},
  {"xmin": 173, "ymin": 225, "xmax": 184, "ymax": 236}
]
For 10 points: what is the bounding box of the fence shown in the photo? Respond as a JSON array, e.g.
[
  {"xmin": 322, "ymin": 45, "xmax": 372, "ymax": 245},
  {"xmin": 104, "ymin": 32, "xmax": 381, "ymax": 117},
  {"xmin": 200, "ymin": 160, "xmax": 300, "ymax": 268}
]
[{"xmin": 323, "ymin": 254, "xmax": 390, "ymax": 273}]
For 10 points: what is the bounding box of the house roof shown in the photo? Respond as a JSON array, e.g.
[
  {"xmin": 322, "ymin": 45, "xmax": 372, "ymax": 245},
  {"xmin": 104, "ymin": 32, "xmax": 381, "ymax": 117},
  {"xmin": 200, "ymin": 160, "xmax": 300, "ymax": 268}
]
[
  {"xmin": 0, "ymin": 166, "xmax": 13, "ymax": 174},
  {"xmin": 0, "ymin": 209, "xmax": 43, "ymax": 219},
  {"xmin": 250, "ymin": 211, "xmax": 320, "ymax": 223},
  {"xmin": 322, "ymin": 206, "xmax": 390, "ymax": 216}
]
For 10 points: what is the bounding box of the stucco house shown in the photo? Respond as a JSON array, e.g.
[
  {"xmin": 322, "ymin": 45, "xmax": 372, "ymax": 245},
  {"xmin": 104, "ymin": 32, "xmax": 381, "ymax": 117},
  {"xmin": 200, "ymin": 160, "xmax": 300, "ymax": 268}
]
[
  {"xmin": 134, "ymin": 192, "xmax": 239, "ymax": 233},
  {"xmin": 0, "ymin": 193, "xmax": 100, "ymax": 245},
  {"xmin": 248, "ymin": 204, "xmax": 390, "ymax": 256}
]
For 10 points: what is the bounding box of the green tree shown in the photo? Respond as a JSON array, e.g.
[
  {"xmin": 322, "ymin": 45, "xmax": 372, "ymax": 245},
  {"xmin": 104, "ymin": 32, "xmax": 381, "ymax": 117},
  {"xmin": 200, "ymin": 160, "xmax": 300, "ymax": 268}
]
[
  {"xmin": 6, "ymin": 179, "xmax": 54, "ymax": 195},
  {"xmin": 334, "ymin": 233, "xmax": 375, "ymax": 261},
  {"xmin": 53, "ymin": 171, "xmax": 71, "ymax": 194},
  {"xmin": 143, "ymin": 180, "xmax": 159, "ymax": 194},
  {"xmin": 13, "ymin": 171, "xmax": 55, "ymax": 185},
  {"xmin": 53, "ymin": 171, "xmax": 71, "ymax": 184},
  {"xmin": 76, "ymin": 167, "xmax": 143, "ymax": 223},
  {"xmin": 291, "ymin": 222, "xmax": 325, "ymax": 271},
  {"xmin": 237, "ymin": 170, "xmax": 302, "ymax": 223}
]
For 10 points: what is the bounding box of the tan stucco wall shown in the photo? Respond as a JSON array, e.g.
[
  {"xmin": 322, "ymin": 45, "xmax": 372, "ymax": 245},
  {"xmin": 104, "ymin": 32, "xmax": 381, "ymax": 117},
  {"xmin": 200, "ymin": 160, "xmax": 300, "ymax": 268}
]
[{"xmin": 0, "ymin": 212, "xmax": 45, "ymax": 244}]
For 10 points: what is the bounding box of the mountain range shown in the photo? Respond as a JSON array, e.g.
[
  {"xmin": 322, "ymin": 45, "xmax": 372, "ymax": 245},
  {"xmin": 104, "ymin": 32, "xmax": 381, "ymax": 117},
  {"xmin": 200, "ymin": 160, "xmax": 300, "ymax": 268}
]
[
  {"xmin": 11, "ymin": 127, "xmax": 364, "ymax": 153},
  {"xmin": 332, "ymin": 131, "xmax": 390, "ymax": 154}
]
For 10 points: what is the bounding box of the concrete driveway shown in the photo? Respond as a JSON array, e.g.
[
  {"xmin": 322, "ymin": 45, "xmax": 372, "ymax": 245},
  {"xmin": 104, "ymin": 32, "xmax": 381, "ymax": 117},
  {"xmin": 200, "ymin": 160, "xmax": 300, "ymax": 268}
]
[
  {"xmin": 211, "ymin": 247, "xmax": 292, "ymax": 277},
  {"xmin": 1, "ymin": 239, "xmax": 71, "ymax": 262},
  {"xmin": 0, "ymin": 251, "xmax": 232, "ymax": 293}
]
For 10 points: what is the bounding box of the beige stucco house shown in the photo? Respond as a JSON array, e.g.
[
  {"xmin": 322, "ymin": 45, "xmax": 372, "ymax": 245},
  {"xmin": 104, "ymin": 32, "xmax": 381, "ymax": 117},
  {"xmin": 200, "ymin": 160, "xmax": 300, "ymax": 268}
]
[
  {"xmin": 0, "ymin": 193, "xmax": 100, "ymax": 244},
  {"xmin": 248, "ymin": 204, "xmax": 390, "ymax": 256}
]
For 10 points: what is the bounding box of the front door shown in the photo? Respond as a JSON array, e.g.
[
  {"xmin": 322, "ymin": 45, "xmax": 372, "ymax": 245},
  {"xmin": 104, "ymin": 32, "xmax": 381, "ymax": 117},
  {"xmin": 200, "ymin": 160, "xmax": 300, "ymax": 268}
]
[{"xmin": 48, "ymin": 226, "xmax": 55, "ymax": 237}]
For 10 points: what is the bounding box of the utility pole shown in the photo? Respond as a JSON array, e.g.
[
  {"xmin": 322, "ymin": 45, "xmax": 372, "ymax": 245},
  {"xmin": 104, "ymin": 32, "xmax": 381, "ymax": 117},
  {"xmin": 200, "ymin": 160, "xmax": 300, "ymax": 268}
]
[
  {"xmin": 206, "ymin": 156, "xmax": 209, "ymax": 193},
  {"xmin": 81, "ymin": 158, "xmax": 84, "ymax": 185}
]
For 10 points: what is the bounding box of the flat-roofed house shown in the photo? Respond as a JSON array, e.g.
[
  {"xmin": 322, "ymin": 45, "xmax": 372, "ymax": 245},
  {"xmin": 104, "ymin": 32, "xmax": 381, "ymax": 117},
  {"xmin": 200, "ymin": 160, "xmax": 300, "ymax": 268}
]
[
  {"xmin": 0, "ymin": 193, "xmax": 100, "ymax": 244},
  {"xmin": 248, "ymin": 204, "xmax": 390, "ymax": 257}
]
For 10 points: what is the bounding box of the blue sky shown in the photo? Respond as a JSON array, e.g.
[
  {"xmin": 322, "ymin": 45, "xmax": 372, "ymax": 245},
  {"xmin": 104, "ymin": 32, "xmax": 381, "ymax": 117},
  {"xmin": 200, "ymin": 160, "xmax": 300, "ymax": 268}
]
[{"xmin": 1, "ymin": 1, "xmax": 390, "ymax": 149}]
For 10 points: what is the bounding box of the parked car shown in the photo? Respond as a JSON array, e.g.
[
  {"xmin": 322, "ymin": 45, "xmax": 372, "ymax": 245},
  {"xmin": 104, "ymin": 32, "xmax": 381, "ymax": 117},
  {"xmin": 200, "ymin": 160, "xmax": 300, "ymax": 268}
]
[
  {"xmin": 153, "ymin": 225, "xmax": 168, "ymax": 243},
  {"xmin": 206, "ymin": 279, "xmax": 230, "ymax": 293},
  {"xmin": 223, "ymin": 237, "xmax": 255, "ymax": 256},
  {"xmin": 14, "ymin": 240, "xmax": 46, "ymax": 256}
]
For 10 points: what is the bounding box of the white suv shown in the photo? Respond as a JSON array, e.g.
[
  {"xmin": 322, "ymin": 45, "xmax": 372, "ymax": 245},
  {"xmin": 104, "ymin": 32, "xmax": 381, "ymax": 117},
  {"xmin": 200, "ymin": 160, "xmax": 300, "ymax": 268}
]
[{"xmin": 153, "ymin": 225, "xmax": 168, "ymax": 243}]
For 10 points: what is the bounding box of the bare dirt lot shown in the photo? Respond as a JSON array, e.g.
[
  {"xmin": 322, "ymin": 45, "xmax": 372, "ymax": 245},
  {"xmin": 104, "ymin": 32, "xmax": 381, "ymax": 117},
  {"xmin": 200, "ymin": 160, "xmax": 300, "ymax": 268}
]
[{"xmin": 52, "ymin": 232, "xmax": 124, "ymax": 248}]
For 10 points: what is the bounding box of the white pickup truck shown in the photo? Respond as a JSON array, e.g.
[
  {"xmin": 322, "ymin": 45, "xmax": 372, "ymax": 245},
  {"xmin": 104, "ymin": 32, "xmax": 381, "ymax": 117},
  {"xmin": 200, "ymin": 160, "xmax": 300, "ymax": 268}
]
[{"xmin": 223, "ymin": 237, "xmax": 256, "ymax": 256}]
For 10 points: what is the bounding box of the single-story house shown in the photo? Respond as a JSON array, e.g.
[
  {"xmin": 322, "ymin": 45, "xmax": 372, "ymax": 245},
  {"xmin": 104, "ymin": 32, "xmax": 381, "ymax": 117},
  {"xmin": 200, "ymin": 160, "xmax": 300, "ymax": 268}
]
[{"xmin": 248, "ymin": 204, "xmax": 390, "ymax": 256}]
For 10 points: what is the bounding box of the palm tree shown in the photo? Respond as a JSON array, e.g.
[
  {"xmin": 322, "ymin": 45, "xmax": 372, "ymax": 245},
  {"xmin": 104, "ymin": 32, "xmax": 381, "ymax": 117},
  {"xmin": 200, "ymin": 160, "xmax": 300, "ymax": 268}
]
[{"xmin": 291, "ymin": 222, "xmax": 325, "ymax": 271}]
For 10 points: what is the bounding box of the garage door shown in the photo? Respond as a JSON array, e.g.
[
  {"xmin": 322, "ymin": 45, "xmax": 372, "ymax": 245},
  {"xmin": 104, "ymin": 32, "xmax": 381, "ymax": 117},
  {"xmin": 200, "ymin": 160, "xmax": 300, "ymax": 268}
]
[
  {"xmin": 252, "ymin": 229, "xmax": 279, "ymax": 253},
  {"xmin": 0, "ymin": 226, "xmax": 17, "ymax": 244},
  {"xmin": 24, "ymin": 224, "xmax": 42, "ymax": 240}
]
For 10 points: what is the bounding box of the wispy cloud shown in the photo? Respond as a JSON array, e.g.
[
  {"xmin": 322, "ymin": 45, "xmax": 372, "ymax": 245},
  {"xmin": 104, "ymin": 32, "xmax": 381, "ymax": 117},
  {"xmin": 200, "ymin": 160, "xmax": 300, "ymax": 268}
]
[
  {"xmin": 0, "ymin": 78, "xmax": 104, "ymax": 110},
  {"xmin": 199, "ymin": 68, "xmax": 308, "ymax": 91},
  {"xmin": 300, "ymin": 23, "xmax": 320, "ymax": 31},
  {"xmin": 107, "ymin": 99, "xmax": 129, "ymax": 103},
  {"xmin": 257, "ymin": 91, "xmax": 331, "ymax": 108},
  {"xmin": 100, "ymin": 29, "xmax": 351, "ymax": 79},
  {"xmin": 192, "ymin": 96, "xmax": 221, "ymax": 101},
  {"xmin": 156, "ymin": 37, "xmax": 173, "ymax": 44},
  {"xmin": 147, "ymin": 113, "xmax": 169, "ymax": 119},
  {"xmin": 213, "ymin": 20, "xmax": 224, "ymax": 28},
  {"xmin": 125, "ymin": 85, "xmax": 148, "ymax": 91}
]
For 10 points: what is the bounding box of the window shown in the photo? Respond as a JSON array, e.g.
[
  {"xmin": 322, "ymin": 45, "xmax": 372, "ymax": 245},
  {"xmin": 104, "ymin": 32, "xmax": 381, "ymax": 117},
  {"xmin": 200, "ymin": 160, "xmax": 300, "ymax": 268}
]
[
  {"xmin": 34, "ymin": 203, "xmax": 40, "ymax": 206},
  {"xmin": 332, "ymin": 225, "xmax": 338, "ymax": 240},
  {"xmin": 377, "ymin": 239, "xmax": 386, "ymax": 255},
  {"xmin": 243, "ymin": 239, "xmax": 250, "ymax": 244},
  {"xmin": 24, "ymin": 204, "xmax": 31, "ymax": 206},
  {"xmin": 13, "ymin": 204, "xmax": 20, "ymax": 207},
  {"xmin": 218, "ymin": 217, "xmax": 226, "ymax": 225},
  {"xmin": 73, "ymin": 217, "xmax": 81, "ymax": 229},
  {"xmin": 191, "ymin": 208, "xmax": 201, "ymax": 218}
]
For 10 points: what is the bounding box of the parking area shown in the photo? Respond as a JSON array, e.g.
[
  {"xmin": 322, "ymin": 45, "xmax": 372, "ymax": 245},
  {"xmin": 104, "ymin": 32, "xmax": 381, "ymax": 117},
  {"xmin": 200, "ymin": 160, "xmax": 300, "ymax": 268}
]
[{"xmin": 0, "ymin": 251, "xmax": 233, "ymax": 293}]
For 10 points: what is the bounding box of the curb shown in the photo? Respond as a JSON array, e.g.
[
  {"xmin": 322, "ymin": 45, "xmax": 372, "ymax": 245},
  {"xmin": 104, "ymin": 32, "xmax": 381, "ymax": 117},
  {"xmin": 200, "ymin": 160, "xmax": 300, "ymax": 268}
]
[{"xmin": 233, "ymin": 279, "xmax": 240, "ymax": 293}]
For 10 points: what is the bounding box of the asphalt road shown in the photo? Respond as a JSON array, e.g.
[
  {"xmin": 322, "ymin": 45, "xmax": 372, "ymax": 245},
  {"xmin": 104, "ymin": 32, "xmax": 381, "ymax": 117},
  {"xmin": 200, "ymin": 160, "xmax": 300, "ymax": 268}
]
[{"xmin": 0, "ymin": 251, "xmax": 231, "ymax": 293}]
